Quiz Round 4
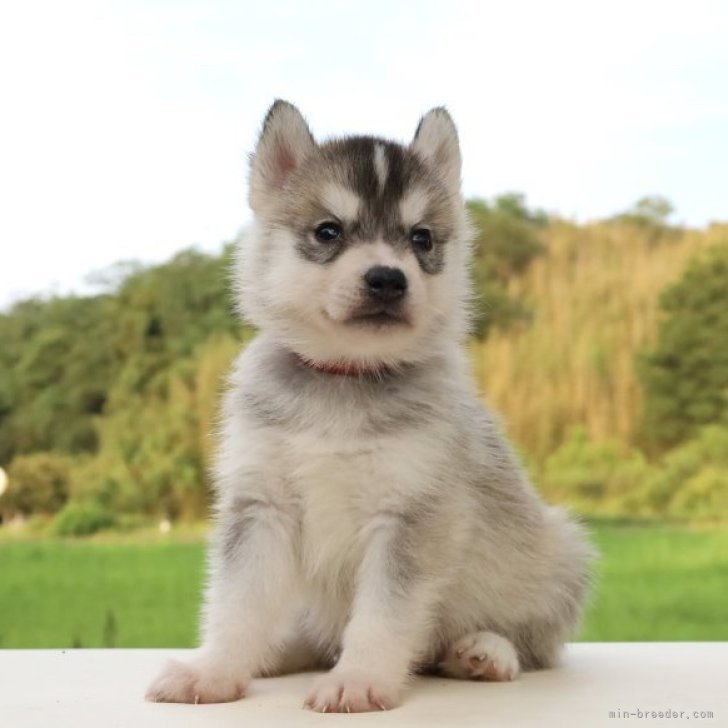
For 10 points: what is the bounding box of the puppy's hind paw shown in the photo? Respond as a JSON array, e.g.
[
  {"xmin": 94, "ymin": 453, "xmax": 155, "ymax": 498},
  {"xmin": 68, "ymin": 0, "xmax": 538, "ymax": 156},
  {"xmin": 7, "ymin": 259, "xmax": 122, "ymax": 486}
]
[
  {"xmin": 145, "ymin": 657, "xmax": 247, "ymax": 704},
  {"xmin": 439, "ymin": 631, "xmax": 520, "ymax": 682}
]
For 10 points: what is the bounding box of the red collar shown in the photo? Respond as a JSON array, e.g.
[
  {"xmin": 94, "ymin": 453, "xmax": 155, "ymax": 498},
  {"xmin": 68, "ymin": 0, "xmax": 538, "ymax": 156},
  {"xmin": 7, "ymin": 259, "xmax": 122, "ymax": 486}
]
[{"xmin": 295, "ymin": 354, "xmax": 391, "ymax": 378}]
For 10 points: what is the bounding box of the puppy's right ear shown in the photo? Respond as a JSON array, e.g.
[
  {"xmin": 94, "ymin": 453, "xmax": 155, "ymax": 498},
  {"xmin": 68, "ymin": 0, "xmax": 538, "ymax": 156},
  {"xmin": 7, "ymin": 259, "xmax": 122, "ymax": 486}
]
[{"xmin": 249, "ymin": 100, "xmax": 316, "ymax": 212}]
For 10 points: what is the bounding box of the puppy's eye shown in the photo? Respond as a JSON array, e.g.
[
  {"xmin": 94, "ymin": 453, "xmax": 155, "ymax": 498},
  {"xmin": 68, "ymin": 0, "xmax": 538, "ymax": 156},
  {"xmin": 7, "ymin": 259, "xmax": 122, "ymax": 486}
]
[
  {"xmin": 411, "ymin": 228, "xmax": 432, "ymax": 252},
  {"xmin": 314, "ymin": 222, "xmax": 342, "ymax": 243}
]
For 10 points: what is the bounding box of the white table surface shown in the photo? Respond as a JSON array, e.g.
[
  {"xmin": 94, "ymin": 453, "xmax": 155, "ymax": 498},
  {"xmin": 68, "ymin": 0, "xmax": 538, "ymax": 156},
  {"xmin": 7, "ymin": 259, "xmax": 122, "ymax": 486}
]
[{"xmin": 0, "ymin": 643, "xmax": 725, "ymax": 728}]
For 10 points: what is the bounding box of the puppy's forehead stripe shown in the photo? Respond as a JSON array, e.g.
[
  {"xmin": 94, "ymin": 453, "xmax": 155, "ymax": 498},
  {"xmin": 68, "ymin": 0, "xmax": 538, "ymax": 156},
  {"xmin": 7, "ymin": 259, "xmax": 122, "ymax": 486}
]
[
  {"xmin": 374, "ymin": 143, "xmax": 388, "ymax": 193},
  {"xmin": 337, "ymin": 139, "xmax": 414, "ymax": 224}
]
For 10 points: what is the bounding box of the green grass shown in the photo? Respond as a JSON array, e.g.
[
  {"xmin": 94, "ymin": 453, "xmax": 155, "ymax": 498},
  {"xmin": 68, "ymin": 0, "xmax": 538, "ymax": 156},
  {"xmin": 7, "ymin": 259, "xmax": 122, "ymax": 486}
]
[
  {"xmin": 0, "ymin": 523, "xmax": 726, "ymax": 648},
  {"xmin": 0, "ymin": 540, "xmax": 205, "ymax": 648},
  {"xmin": 579, "ymin": 523, "xmax": 728, "ymax": 641}
]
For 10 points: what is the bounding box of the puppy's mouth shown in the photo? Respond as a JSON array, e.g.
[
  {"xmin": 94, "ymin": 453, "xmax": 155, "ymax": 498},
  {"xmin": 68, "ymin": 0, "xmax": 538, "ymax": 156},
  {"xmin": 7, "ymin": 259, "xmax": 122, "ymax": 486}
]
[{"xmin": 346, "ymin": 303, "xmax": 410, "ymax": 328}]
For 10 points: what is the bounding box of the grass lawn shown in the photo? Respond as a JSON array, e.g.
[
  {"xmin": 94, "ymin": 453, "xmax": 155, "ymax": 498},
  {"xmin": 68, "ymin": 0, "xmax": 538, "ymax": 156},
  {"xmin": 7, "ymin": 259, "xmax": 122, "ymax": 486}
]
[
  {"xmin": 0, "ymin": 523, "xmax": 726, "ymax": 648},
  {"xmin": 579, "ymin": 522, "xmax": 728, "ymax": 641},
  {"xmin": 0, "ymin": 540, "xmax": 205, "ymax": 648}
]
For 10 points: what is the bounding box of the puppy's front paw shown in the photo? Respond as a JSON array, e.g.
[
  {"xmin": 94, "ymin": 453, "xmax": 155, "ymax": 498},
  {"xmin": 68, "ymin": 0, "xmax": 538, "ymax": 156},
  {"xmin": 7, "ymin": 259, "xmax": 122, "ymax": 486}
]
[
  {"xmin": 439, "ymin": 631, "xmax": 520, "ymax": 682},
  {"xmin": 304, "ymin": 670, "xmax": 401, "ymax": 713},
  {"xmin": 145, "ymin": 657, "xmax": 247, "ymax": 704}
]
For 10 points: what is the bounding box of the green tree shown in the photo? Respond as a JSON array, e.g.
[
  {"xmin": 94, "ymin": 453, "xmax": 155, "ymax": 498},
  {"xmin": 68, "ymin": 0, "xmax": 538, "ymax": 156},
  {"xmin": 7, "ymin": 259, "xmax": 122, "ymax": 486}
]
[
  {"xmin": 639, "ymin": 243, "xmax": 728, "ymax": 449},
  {"xmin": 610, "ymin": 195, "xmax": 677, "ymax": 243},
  {"xmin": 467, "ymin": 193, "xmax": 546, "ymax": 338},
  {"xmin": 0, "ymin": 244, "xmax": 242, "ymax": 465},
  {"xmin": 0, "ymin": 295, "xmax": 117, "ymax": 461}
]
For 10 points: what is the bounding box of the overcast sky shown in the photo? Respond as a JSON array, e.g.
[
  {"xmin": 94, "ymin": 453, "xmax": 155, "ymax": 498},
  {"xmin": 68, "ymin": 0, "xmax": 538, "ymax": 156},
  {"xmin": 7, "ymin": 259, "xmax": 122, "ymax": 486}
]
[{"xmin": 1, "ymin": 0, "xmax": 727, "ymax": 308}]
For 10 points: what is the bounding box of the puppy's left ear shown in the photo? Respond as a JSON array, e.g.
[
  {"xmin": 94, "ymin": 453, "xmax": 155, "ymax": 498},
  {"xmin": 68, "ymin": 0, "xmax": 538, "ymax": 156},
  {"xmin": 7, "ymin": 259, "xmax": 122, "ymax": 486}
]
[
  {"xmin": 249, "ymin": 100, "xmax": 316, "ymax": 212},
  {"xmin": 411, "ymin": 107, "xmax": 462, "ymax": 193}
]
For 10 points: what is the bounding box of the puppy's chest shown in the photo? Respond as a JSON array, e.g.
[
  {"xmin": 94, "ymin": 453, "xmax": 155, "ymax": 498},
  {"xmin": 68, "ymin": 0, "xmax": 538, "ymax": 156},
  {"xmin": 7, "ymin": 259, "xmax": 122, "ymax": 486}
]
[{"xmin": 276, "ymin": 431, "xmax": 432, "ymax": 580}]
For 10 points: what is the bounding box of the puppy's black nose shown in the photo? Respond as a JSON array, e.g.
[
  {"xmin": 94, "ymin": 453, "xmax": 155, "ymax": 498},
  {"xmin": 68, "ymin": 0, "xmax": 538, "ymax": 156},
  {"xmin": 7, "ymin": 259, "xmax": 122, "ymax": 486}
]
[{"xmin": 364, "ymin": 266, "xmax": 408, "ymax": 301}]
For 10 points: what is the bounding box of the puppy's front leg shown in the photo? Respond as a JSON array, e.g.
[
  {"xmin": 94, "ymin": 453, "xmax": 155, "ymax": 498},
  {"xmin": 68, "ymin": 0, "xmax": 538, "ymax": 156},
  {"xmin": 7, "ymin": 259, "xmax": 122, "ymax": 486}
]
[
  {"xmin": 146, "ymin": 498, "xmax": 298, "ymax": 703},
  {"xmin": 305, "ymin": 514, "xmax": 438, "ymax": 713}
]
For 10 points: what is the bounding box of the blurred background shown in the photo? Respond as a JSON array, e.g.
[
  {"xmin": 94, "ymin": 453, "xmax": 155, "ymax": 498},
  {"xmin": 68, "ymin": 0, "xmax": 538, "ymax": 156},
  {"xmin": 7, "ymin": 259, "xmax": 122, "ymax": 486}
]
[{"xmin": 0, "ymin": 0, "xmax": 726, "ymax": 649}]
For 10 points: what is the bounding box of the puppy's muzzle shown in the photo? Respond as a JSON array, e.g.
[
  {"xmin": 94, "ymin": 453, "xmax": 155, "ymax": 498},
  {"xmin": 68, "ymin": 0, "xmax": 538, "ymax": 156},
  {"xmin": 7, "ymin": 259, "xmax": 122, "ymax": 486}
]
[{"xmin": 363, "ymin": 266, "xmax": 408, "ymax": 302}]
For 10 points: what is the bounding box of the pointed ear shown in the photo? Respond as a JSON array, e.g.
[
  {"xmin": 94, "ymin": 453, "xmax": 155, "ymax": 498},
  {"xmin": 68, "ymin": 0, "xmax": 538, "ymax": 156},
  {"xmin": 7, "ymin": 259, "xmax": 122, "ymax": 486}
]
[
  {"xmin": 249, "ymin": 100, "xmax": 316, "ymax": 212},
  {"xmin": 411, "ymin": 107, "xmax": 462, "ymax": 192}
]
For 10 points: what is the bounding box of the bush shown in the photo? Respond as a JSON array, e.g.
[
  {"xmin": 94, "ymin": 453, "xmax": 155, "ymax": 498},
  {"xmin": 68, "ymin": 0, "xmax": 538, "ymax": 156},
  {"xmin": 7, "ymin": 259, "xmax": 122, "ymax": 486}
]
[
  {"xmin": 541, "ymin": 427, "xmax": 652, "ymax": 513},
  {"xmin": 3, "ymin": 452, "xmax": 72, "ymax": 516},
  {"xmin": 641, "ymin": 425, "xmax": 728, "ymax": 520},
  {"xmin": 53, "ymin": 501, "xmax": 115, "ymax": 536},
  {"xmin": 672, "ymin": 467, "xmax": 728, "ymax": 520}
]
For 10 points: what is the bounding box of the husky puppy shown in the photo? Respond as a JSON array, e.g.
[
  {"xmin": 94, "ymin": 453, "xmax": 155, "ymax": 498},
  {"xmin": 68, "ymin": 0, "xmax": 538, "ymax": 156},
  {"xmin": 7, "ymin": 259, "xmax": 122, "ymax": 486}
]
[{"xmin": 146, "ymin": 101, "xmax": 594, "ymax": 712}]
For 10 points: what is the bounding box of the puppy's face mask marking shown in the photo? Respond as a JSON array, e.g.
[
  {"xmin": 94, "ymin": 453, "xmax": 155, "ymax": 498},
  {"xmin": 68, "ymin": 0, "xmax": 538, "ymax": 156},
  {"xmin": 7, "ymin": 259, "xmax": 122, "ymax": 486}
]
[{"xmin": 240, "ymin": 101, "xmax": 469, "ymax": 366}]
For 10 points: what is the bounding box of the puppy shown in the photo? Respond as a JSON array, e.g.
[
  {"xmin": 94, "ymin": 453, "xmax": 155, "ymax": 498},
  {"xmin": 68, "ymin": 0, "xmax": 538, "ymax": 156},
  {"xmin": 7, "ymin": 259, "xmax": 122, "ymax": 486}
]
[{"xmin": 146, "ymin": 101, "xmax": 594, "ymax": 712}]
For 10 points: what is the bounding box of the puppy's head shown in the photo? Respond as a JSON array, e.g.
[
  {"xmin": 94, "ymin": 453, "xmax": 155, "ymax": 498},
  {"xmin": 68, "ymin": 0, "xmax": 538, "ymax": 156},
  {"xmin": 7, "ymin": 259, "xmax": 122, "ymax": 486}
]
[{"xmin": 237, "ymin": 100, "xmax": 471, "ymax": 367}]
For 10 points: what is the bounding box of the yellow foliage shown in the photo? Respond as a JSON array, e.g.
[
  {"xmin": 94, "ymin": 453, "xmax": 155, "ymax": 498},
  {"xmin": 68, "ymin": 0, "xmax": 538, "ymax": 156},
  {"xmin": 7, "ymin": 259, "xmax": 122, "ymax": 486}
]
[
  {"xmin": 470, "ymin": 220, "xmax": 728, "ymax": 464},
  {"xmin": 192, "ymin": 333, "xmax": 243, "ymax": 463}
]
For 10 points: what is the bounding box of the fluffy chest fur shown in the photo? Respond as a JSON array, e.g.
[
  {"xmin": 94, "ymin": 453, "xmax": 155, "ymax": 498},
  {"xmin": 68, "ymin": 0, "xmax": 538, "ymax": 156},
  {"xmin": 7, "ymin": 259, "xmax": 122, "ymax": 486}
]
[
  {"xmin": 284, "ymin": 429, "xmax": 448, "ymax": 585},
  {"xmin": 219, "ymin": 337, "xmax": 465, "ymax": 593}
]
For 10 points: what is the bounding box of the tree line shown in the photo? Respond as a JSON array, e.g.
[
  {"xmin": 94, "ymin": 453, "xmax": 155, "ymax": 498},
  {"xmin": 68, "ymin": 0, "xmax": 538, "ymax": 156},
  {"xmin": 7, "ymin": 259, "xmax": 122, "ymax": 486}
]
[{"xmin": 1, "ymin": 195, "xmax": 726, "ymax": 531}]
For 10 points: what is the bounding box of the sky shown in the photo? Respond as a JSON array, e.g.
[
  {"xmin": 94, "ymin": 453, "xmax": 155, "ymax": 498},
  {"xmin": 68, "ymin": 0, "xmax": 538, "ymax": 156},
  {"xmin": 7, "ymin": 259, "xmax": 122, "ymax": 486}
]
[{"xmin": 1, "ymin": 0, "xmax": 727, "ymax": 308}]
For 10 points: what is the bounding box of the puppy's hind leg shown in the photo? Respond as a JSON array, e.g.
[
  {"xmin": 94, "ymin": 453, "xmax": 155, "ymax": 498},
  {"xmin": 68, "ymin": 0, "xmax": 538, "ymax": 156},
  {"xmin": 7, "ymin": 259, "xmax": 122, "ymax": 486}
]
[
  {"xmin": 439, "ymin": 631, "xmax": 520, "ymax": 682},
  {"xmin": 146, "ymin": 497, "xmax": 299, "ymax": 704}
]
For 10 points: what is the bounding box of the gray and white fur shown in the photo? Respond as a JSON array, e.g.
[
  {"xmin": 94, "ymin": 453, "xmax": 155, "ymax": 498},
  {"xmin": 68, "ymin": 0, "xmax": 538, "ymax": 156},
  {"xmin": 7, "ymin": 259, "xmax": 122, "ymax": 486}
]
[{"xmin": 146, "ymin": 100, "xmax": 595, "ymax": 712}]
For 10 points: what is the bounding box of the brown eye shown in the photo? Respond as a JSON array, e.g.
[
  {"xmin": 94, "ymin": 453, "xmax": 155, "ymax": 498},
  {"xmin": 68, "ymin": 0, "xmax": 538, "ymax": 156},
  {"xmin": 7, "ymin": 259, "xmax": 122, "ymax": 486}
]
[
  {"xmin": 315, "ymin": 222, "xmax": 342, "ymax": 243},
  {"xmin": 411, "ymin": 228, "xmax": 432, "ymax": 252}
]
